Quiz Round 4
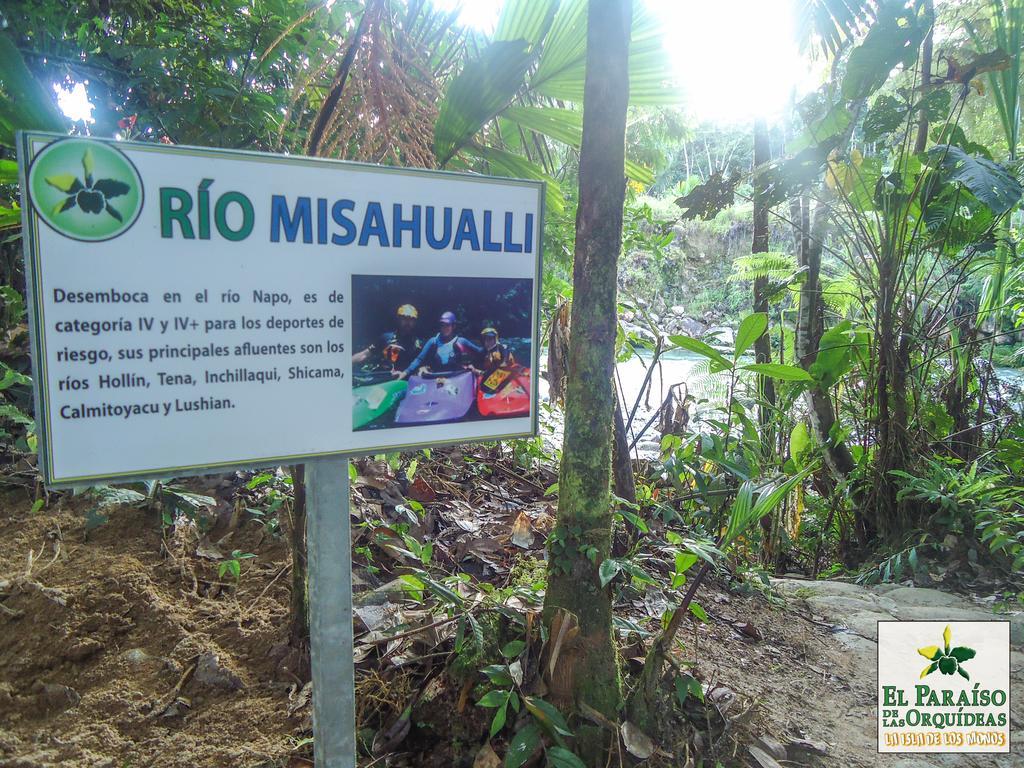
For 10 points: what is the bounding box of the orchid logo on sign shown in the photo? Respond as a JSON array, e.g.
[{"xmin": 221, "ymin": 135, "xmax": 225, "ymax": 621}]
[
  {"xmin": 28, "ymin": 139, "xmax": 143, "ymax": 241},
  {"xmin": 878, "ymin": 621, "xmax": 1010, "ymax": 753}
]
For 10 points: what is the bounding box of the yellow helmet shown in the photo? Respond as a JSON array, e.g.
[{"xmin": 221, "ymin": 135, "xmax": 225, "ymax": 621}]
[{"xmin": 397, "ymin": 304, "xmax": 418, "ymax": 319}]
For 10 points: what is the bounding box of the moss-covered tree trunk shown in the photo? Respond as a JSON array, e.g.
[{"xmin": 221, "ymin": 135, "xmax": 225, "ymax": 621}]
[
  {"xmin": 543, "ymin": 0, "xmax": 632, "ymax": 743},
  {"xmin": 752, "ymin": 120, "xmax": 778, "ymax": 566}
]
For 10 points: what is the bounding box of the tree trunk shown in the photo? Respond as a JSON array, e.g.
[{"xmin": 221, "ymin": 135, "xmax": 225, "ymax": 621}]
[
  {"xmin": 542, "ymin": 0, "xmax": 632, "ymax": 750},
  {"xmin": 288, "ymin": 463, "xmax": 310, "ymax": 647},
  {"xmin": 914, "ymin": 0, "xmax": 934, "ymax": 154},
  {"xmin": 793, "ymin": 198, "xmax": 858, "ymax": 484},
  {"xmin": 612, "ymin": 379, "xmax": 636, "ymax": 505},
  {"xmin": 751, "ymin": 120, "xmax": 776, "ymax": 457},
  {"xmin": 752, "ymin": 120, "xmax": 778, "ymax": 563}
]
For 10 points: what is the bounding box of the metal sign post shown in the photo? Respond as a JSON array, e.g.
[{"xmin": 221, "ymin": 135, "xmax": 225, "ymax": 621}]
[{"xmin": 306, "ymin": 455, "xmax": 356, "ymax": 767}]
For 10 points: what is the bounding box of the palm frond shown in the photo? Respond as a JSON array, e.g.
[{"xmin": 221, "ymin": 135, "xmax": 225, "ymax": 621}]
[{"xmin": 794, "ymin": 0, "xmax": 876, "ymax": 56}]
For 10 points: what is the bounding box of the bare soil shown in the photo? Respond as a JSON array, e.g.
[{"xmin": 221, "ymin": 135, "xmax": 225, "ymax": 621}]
[{"xmin": 0, "ymin": 487, "xmax": 304, "ymax": 768}]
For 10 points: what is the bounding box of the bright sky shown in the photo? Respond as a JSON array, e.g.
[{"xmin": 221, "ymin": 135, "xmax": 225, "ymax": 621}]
[
  {"xmin": 58, "ymin": 0, "xmax": 817, "ymax": 127},
  {"xmin": 55, "ymin": 82, "xmax": 95, "ymax": 124},
  {"xmin": 435, "ymin": 0, "xmax": 819, "ymax": 125}
]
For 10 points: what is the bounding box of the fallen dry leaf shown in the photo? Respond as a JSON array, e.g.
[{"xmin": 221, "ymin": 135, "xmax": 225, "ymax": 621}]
[
  {"xmin": 621, "ymin": 721, "xmax": 655, "ymax": 759},
  {"xmin": 472, "ymin": 742, "xmax": 501, "ymax": 768},
  {"xmin": 510, "ymin": 511, "xmax": 535, "ymax": 549}
]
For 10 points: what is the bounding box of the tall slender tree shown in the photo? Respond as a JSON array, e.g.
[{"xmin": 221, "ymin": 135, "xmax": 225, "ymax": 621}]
[{"xmin": 542, "ymin": 0, "xmax": 632, "ymax": 746}]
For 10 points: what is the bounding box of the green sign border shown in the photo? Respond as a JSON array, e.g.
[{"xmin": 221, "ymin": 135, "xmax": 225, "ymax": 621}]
[{"xmin": 18, "ymin": 131, "xmax": 545, "ymax": 488}]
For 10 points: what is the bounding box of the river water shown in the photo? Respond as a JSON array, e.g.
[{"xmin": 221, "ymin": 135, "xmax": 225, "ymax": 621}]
[{"xmin": 537, "ymin": 351, "xmax": 1024, "ymax": 458}]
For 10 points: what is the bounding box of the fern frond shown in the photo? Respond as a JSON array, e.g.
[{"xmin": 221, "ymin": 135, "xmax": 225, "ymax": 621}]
[{"xmin": 730, "ymin": 251, "xmax": 798, "ymax": 283}]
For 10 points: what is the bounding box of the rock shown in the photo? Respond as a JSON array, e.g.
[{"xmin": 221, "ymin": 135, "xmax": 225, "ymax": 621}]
[
  {"xmin": 193, "ymin": 651, "xmax": 243, "ymax": 691},
  {"xmin": 834, "ymin": 611, "xmax": 890, "ymax": 640},
  {"xmin": 30, "ymin": 682, "xmax": 80, "ymax": 712},
  {"xmin": 706, "ymin": 325, "xmax": 735, "ymax": 347},
  {"xmin": 670, "ymin": 305, "xmax": 686, "ymax": 317},
  {"xmin": 754, "ymin": 734, "xmax": 787, "ymax": 760},
  {"xmin": 748, "ymin": 745, "xmax": 784, "ymax": 768},
  {"xmin": 122, "ymin": 648, "xmax": 156, "ymax": 666},
  {"xmin": 678, "ymin": 316, "xmax": 706, "ymax": 335},
  {"xmin": 771, "ymin": 578, "xmax": 869, "ymax": 599},
  {"xmin": 805, "ymin": 594, "xmax": 890, "ymax": 617},
  {"xmin": 832, "ymin": 631, "xmax": 877, "ymax": 656},
  {"xmin": 883, "ymin": 587, "xmax": 971, "ymax": 610},
  {"xmin": 896, "ymin": 606, "xmax": 1024, "ymax": 644},
  {"xmin": 64, "ymin": 638, "xmax": 103, "ymax": 662}
]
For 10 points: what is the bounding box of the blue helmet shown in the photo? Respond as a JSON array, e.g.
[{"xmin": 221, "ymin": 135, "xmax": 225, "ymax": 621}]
[{"xmin": 439, "ymin": 311, "xmax": 457, "ymax": 325}]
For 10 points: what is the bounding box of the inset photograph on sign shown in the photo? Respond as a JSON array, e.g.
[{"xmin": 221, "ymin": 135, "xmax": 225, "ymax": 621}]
[{"xmin": 351, "ymin": 275, "xmax": 533, "ymax": 431}]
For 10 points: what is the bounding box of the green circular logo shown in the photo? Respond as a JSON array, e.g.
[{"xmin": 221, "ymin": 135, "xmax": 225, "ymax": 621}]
[{"xmin": 28, "ymin": 139, "xmax": 143, "ymax": 241}]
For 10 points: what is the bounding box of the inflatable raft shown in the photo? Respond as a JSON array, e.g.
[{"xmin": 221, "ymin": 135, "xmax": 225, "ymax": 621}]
[
  {"xmin": 395, "ymin": 370, "xmax": 477, "ymax": 424},
  {"xmin": 352, "ymin": 379, "xmax": 408, "ymax": 429},
  {"xmin": 477, "ymin": 366, "xmax": 531, "ymax": 417}
]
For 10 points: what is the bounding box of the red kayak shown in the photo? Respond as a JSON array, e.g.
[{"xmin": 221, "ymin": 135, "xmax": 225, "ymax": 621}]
[{"xmin": 477, "ymin": 366, "xmax": 531, "ymax": 417}]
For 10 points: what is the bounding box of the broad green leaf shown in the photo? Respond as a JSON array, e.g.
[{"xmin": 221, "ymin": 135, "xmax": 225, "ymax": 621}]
[
  {"xmin": 842, "ymin": 1, "xmax": 928, "ymax": 100},
  {"xmin": 674, "ymin": 551, "xmax": 698, "ymax": 575},
  {"xmin": 523, "ymin": 696, "xmax": 573, "ymax": 737},
  {"xmin": 545, "ymin": 746, "xmax": 587, "ymax": 768},
  {"xmin": 668, "ymin": 335, "xmax": 732, "ymax": 372},
  {"xmin": 482, "ymin": 664, "xmax": 515, "ymax": 686},
  {"xmin": 0, "ymin": 33, "xmax": 65, "ymax": 144},
  {"xmin": 743, "ymin": 363, "xmax": 814, "ymax": 382},
  {"xmin": 490, "ymin": 699, "xmax": 509, "ymax": 736},
  {"xmin": 501, "ymin": 640, "xmax": 527, "ymax": 658},
  {"xmin": 598, "ymin": 558, "xmax": 621, "ymax": 588},
  {"xmin": 505, "ymin": 724, "xmax": 541, "ymax": 768},
  {"xmin": 688, "ymin": 602, "xmax": 708, "ymax": 622},
  {"xmin": 477, "ymin": 689, "xmax": 511, "ymax": 708},
  {"xmin": 435, "ymin": 40, "xmax": 537, "ymax": 165},
  {"xmin": 412, "ymin": 569, "xmax": 464, "ymax": 607},
  {"xmin": 674, "ymin": 673, "xmax": 704, "ymax": 705},
  {"xmin": 809, "ymin": 321, "xmax": 855, "ymax": 389},
  {"xmin": 930, "ymin": 145, "xmax": 1023, "ymax": 214},
  {"xmin": 734, "ymin": 313, "xmax": 767, "ymax": 358},
  {"xmin": 790, "ymin": 422, "xmax": 812, "ymax": 467},
  {"xmin": 862, "ymin": 94, "xmax": 909, "ymax": 143}
]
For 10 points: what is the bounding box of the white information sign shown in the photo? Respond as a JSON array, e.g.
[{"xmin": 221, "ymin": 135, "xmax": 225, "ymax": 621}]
[{"xmin": 18, "ymin": 133, "xmax": 542, "ymax": 486}]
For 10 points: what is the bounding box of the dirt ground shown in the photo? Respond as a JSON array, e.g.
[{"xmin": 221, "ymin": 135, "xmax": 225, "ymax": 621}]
[
  {"xmin": 0, "ymin": 483, "xmax": 991, "ymax": 768},
  {"xmin": 0, "ymin": 485, "xmax": 304, "ymax": 768}
]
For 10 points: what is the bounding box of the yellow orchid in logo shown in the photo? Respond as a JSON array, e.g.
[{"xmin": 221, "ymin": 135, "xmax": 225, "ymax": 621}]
[{"xmin": 918, "ymin": 625, "xmax": 976, "ymax": 680}]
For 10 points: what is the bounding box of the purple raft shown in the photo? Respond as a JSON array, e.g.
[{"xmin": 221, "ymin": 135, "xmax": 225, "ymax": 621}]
[{"xmin": 394, "ymin": 370, "xmax": 477, "ymax": 424}]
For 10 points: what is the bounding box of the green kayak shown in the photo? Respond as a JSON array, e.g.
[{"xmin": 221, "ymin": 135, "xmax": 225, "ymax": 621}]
[{"xmin": 353, "ymin": 379, "xmax": 408, "ymax": 429}]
